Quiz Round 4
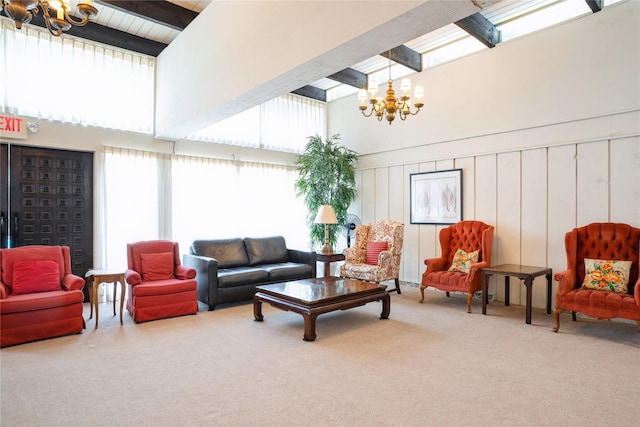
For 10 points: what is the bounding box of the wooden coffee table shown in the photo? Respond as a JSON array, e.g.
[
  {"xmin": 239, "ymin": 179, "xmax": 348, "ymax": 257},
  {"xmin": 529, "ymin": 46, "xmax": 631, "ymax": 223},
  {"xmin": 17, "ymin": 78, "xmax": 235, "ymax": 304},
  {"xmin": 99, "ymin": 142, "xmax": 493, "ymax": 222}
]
[{"xmin": 254, "ymin": 277, "xmax": 390, "ymax": 341}]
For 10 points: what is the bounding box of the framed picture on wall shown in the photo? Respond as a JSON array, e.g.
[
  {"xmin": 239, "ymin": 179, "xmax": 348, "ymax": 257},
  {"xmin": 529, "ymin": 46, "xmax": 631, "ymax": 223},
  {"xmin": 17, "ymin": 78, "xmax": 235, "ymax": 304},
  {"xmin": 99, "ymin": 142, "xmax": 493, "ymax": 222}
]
[{"xmin": 410, "ymin": 169, "xmax": 462, "ymax": 224}]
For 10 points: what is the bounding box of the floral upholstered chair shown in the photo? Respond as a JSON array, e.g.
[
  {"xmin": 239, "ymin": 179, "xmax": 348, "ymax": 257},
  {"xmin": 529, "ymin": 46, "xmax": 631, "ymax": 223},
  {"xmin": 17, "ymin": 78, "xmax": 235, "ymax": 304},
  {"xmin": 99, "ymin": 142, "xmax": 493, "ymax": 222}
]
[
  {"xmin": 420, "ymin": 220, "xmax": 494, "ymax": 313},
  {"xmin": 339, "ymin": 219, "xmax": 404, "ymax": 293},
  {"xmin": 553, "ymin": 222, "xmax": 640, "ymax": 332}
]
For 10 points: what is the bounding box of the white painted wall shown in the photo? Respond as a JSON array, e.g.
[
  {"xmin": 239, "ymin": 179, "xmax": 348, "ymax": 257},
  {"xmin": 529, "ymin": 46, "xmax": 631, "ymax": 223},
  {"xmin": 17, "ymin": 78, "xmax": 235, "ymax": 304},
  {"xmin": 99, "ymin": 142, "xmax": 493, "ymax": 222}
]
[{"xmin": 328, "ymin": 1, "xmax": 640, "ymax": 309}]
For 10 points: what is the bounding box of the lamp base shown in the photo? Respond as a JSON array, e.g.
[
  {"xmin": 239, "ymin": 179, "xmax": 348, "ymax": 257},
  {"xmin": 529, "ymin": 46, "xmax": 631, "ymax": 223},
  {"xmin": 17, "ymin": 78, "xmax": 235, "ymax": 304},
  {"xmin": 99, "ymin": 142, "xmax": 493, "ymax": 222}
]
[{"xmin": 320, "ymin": 244, "xmax": 333, "ymax": 255}]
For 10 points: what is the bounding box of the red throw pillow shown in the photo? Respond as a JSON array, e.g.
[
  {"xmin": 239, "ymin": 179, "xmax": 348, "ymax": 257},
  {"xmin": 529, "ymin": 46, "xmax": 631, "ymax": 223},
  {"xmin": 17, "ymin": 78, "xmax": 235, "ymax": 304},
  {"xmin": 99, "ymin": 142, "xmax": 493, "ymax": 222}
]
[
  {"xmin": 140, "ymin": 252, "xmax": 175, "ymax": 281},
  {"xmin": 366, "ymin": 241, "xmax": 388, "ymax": 265},
  {"xmin": 12, "ymin": 260, "xmax": 61, "ymax": 295}
]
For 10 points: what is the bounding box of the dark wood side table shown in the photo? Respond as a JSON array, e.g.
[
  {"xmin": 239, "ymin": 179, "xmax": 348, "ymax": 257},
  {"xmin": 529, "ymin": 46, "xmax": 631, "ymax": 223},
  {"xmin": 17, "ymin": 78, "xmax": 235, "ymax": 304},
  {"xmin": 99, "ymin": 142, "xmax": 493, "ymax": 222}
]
[
  {"xmin": 482, "ymin": 264, "xmax": 552, "ymax": 324},
  {"xmin": 316, "ymin": 252, "xmax": 345, "ymax": 277},
  {"xmin": 85, "ymin": 269, "xmax": 126, "ymax": 329}
]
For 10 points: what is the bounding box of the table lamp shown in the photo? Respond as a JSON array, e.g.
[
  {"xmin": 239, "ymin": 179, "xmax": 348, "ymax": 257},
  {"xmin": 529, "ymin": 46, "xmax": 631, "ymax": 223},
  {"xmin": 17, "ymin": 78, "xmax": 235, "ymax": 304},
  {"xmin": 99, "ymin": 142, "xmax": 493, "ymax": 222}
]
[{"xmin": 314, "ymin": 205, "xmax": 338, "ymax": 254}]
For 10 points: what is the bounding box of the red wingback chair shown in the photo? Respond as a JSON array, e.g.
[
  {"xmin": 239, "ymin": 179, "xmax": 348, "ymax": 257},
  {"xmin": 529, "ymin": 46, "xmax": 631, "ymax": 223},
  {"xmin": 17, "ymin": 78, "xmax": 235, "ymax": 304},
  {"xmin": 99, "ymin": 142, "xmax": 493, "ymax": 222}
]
[
  {"xmin": 125, "ymin": 240, "xmax": 198, "ymax": 323},
  {"xmin": 0, "ymin": 245, "xmax": 85, "ymax": 347},
  {"xmin": 553, "ymin": 222, "xmax": 640, "ymax": 332},
  {"xmin": 420, "ymin": 220, "xmax": 494, "ymax": 313}
]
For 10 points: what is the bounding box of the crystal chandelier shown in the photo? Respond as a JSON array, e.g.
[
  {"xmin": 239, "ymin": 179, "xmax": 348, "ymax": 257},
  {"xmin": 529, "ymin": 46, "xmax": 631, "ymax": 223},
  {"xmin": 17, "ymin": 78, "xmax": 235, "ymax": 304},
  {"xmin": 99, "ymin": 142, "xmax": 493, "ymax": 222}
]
[
  {"xmin": 358, "ymin": 50, "xmax": 424, "ymax": 125},
  {"xmin": 0, "ymin": 0, "xmax": 97, "ymax": 36}
]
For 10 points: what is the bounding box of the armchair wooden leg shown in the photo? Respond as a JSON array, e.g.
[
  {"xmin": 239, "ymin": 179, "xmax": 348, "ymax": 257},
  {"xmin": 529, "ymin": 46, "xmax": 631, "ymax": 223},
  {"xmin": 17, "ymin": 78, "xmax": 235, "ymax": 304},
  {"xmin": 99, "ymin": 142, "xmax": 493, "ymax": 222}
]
[
  {"xmin": 393, "ymin": 278, "xmax": 401, "ymax": 294},
  {"xmin": 419, "ymin": 285, "xmax": 426, "ymax": 303},
  {"xmin": 466, "ymin": 293, "xmax": 473, "ymax": 314},
  {"xmin": 553, "ymin": 308, "xmax": 565, "ymax": 332}
]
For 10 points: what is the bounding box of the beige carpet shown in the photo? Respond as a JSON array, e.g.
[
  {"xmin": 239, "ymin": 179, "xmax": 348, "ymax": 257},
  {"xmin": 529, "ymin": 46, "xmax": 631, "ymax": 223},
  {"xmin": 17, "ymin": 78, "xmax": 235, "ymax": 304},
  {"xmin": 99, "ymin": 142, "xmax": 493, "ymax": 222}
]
[{"xmin": 1, "ymin": 285, "xmax": 639, "ymax": 427}]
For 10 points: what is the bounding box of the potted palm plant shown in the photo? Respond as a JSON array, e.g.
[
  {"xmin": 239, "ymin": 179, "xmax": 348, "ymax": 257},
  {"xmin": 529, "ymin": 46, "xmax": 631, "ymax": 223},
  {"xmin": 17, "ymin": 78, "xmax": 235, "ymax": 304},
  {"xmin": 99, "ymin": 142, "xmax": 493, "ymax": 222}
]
[{"xmin": 294, "ymin": 134, "xmax": 358, "ymax": 251}]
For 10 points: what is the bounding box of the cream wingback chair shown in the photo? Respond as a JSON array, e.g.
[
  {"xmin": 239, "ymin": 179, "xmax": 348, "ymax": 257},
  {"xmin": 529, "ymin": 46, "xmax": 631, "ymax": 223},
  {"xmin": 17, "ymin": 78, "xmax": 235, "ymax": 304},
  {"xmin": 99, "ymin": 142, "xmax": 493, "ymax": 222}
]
[{"xmin": 339, "ymin": 219, "xmax": 404, "ymax": 294}]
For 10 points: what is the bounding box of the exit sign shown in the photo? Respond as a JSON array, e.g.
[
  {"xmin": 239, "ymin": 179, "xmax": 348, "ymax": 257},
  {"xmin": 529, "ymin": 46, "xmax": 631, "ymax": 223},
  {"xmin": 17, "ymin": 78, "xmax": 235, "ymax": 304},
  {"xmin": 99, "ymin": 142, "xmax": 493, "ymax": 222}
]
[{"xmin": 0, "ymin": 115, "xmax": 27, "ymax": 140}]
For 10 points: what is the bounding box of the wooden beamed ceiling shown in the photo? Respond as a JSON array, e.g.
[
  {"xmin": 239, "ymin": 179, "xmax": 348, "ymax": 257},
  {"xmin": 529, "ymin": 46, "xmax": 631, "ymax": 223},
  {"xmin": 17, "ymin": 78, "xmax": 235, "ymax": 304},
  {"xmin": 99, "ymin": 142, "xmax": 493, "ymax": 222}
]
[{"xmin": 22, "ymin": 0, "xmax": 602, "ymax": 102}]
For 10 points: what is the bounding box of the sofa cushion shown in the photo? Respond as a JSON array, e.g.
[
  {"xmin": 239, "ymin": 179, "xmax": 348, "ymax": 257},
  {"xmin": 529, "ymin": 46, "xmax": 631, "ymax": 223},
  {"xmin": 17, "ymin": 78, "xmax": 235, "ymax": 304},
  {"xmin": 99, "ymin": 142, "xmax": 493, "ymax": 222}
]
[
  {"xmin": 12, "ymin": 260, "xmax": 61, "ymax": 295},
  {"xmin": 191, "ymin": 239, "xmax": 249, "ymax": 268},
  {"xmin": 217, "ymin": 267, "xmax": 269, "ymax": 288},
  {"xmin": 140, "ymin": 252, "xmax": 175, "ymax": 281},
  {"xmin": 260, "ymin": 263, "xmax": 314, "ymax": 282},
  {"xmin": 448, "ymin": 248, "xmax": 479, "ymax": 273},
  {"xmin": 581, "ymin": 258, "xmax": 632, "ymax": 294},
  {"xmin": 244, "ymin": 236, "xmax": 289, "ymax": 266}
]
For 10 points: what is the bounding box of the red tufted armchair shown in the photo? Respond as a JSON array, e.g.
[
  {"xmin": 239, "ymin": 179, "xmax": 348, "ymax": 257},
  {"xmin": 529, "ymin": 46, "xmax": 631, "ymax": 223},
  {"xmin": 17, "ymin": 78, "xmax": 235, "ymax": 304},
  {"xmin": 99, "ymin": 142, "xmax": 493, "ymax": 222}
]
[
  {"xmin": 125, "ymin": 240, "xmax": 198, "ymax": 323},
  {"xmin": 420, "ymin": 220, "xmax": 494, "ymax": 313},
  {"xmin": 553, "ymin": 222, "xmax": 640, "ymax": 332},
  {"xmin": 0, "ymin": 245, "xmax": 85, "ymax": 347}
]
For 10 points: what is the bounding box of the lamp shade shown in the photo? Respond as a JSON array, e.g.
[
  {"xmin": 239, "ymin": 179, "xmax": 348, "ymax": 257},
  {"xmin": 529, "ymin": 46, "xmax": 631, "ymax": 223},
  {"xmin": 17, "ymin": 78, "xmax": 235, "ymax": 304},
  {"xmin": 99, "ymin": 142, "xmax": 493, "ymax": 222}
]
[{"xmin": 314, "ymin": 205, "xmax": 338, "ymax": 224}]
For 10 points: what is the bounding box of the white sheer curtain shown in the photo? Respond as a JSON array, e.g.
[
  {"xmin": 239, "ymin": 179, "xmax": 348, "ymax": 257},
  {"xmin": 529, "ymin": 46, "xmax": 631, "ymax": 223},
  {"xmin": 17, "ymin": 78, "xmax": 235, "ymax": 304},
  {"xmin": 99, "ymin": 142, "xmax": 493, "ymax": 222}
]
[
  {"xmin": 188, "ymin": 93, "xmax": 326, "ymax": 154},
  {"xmin": 171, "ymin": 155, "xmax": 310, "ymax": 253},
  {"xmin": 101, "ymin": 147, "xmax": 170, "ymax": 270},
  {"xmin": 101, "ymin": 149, "xmax": 311, "ymax": 275},
  {"xmin": 0, "ymin": 18, "xmax": 154, "ymax": 133}
]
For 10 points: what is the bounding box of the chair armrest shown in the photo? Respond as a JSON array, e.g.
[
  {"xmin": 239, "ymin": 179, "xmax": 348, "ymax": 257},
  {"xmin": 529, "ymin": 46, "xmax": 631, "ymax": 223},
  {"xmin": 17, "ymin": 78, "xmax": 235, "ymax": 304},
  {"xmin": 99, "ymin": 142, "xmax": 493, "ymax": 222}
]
[
  {"xmin": 378, "ymin": 250, "xmax": 398, "ymax": 268},
  {"xmin": 0, "ymin": 281, "xmax": 8, "ymax": 299},
  {"xmin": 634, "ymin": 279, "xmax": 640, "ymax": 308},
  {"xmin": 466, "ymin": 261, "xmax": 488, "ymax": 283},
  {"xmin": 343, "ymin": 247, "xmax": 361, "ymax": 263},
  {"xmin": 62, "ymin": 274, "xmax": 85, "ymax": 291},
  {"xmin": 424, "ymin": 257, "xmax": 448, "ymax": 273},
  {"xmin": 125, "ymin": 269, "xmax": 141, "ymax": 285},
  {"xmin": 554, "ymin": 269, "xmax": 577, "ymax": 297},
  {"xmin": 175, "ymin": 265, "xmax": 196, "ymax": 280}
]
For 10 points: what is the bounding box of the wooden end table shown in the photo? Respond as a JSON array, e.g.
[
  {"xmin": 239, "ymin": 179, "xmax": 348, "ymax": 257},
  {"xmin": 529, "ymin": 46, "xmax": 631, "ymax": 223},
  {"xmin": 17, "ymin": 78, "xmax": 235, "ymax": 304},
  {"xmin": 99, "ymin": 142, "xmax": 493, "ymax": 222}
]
[
  {"xmin": 85, "ymin": 269, "xmax": 126, "ymax": 329},
  {"xmin": 316, "ymin": 252, "xmax": 345, "ymax": 277},
  {"xmin": 482, "ymin": 264, "xmax": 552, "ymax": 324}
]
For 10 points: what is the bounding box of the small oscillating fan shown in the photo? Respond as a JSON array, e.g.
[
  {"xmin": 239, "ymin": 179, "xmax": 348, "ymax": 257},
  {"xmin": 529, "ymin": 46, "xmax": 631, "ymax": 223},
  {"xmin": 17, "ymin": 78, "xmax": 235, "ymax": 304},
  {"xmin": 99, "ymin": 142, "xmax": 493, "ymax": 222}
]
[{"xmin": 340, "ymin": 214, "xmax": 361, "ymax": 248}]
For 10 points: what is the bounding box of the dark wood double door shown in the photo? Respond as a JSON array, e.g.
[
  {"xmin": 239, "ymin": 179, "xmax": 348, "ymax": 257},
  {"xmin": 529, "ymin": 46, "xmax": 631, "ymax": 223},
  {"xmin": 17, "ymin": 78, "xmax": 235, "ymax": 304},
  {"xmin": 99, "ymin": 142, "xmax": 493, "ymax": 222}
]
[{"xmin": 1, "ymin": 144, "xmax": 93, "ymax": 299}]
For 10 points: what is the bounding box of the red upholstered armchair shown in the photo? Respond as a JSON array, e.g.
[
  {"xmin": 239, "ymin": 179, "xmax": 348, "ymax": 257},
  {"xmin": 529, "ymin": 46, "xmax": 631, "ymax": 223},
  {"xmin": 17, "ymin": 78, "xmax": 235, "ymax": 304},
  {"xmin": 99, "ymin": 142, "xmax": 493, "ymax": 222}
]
[
  {"xmin": 420, "ymin": 220, "xmax": 494, "ymax": 313},
  {"xmin": 125, "ymin": 240, "xmax": 198, "ymax": 323},
  {"xmin": 0, "ymin": 245, "xmax": 85, "ymax": 347},
  {"xmin": 553, "ymin": 222, "xmax": 640, "ymax": 332}
]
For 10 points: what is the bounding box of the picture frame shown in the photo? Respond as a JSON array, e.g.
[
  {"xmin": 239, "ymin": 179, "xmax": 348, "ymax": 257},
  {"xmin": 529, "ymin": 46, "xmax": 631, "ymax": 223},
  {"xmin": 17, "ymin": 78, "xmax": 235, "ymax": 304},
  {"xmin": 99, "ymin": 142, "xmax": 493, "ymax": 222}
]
[{"xmin": 410, "ymin": 169, "xmax": 462, "ymax": 224}]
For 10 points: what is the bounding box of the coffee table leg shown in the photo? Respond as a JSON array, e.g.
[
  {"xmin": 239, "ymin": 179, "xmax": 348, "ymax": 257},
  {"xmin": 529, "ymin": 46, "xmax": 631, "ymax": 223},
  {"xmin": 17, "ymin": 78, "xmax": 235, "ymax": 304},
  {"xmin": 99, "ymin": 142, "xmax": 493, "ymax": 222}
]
[
  {"xmin": 302, "ymin": 313, "xmax": 317, "ymax": 341},
  {"xmin": 380, "ymin": 293, "xmax": 390, "ymax": 319},
  {"xmin": 524, "ymin": 278, "xmax": 533, "ymax": 324},
  {"xmin": 253, "ymin": 295, "xmax": 264, "ymax": 321}
]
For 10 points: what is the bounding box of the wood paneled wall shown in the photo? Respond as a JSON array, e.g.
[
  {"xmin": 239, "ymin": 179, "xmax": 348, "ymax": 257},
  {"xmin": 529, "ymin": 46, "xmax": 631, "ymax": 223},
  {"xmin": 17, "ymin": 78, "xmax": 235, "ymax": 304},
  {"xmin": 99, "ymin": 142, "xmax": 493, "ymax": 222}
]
[{"xmin": 348, "ymin": 137, "xmax": 639, "ymax": 310}]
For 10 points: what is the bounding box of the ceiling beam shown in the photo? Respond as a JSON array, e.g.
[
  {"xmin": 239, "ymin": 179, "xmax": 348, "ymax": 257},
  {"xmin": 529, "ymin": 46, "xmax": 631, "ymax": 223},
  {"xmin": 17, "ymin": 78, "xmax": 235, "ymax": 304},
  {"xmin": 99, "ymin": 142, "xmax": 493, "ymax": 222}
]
[
  {"xmin": 96, "ymin": 1, "xmax": 198, "ymax": 31},
  {"xmin": 378, "ymin": 45, "xmax": 422, "ymax": 72},
  {"xmin": 28, "ymin": 13, "xmax": 168, "ymax": 56},
  {"xmin": 291, "ymin": 86, "xmax": 326, "ymax": 103},
  {"xmin": 327, "ymin": 68, "xmax": 367, "ymax": 89},
  {"xmin": 455, "ymin": 12, "xmax": 500, "ymax": 48},
  {"xmin": 585, "ymin": 0, "xmax": 602, "ymax": 13}
]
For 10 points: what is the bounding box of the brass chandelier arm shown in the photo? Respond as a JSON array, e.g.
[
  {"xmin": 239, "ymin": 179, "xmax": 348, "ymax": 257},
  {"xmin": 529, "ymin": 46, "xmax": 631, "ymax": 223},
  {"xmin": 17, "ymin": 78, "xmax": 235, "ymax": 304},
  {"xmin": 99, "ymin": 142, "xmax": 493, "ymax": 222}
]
[{"xmin": 1, "ymin": 0, "xmax": 97, "ymax": 36}]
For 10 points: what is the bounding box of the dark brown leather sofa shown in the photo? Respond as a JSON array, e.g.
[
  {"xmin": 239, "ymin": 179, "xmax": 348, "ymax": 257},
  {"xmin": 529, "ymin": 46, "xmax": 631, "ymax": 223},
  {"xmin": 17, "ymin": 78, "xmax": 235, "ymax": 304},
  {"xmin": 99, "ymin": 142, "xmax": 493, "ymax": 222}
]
[{"xmin": 183, "ymin": 236, "xmax": 316, "ymax": 310}]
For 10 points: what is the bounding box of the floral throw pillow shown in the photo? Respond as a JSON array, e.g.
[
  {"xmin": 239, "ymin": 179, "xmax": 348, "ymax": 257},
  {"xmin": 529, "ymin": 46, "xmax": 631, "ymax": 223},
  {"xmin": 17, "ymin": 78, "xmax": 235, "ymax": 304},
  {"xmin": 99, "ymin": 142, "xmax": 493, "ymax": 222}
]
[
  {"xmin": 448, "ymin": 248, "xmax": 479, "ymax": 273},
  {"xmin": 581, "ymin": 258, "xmax": 632, "ymax": 293}
]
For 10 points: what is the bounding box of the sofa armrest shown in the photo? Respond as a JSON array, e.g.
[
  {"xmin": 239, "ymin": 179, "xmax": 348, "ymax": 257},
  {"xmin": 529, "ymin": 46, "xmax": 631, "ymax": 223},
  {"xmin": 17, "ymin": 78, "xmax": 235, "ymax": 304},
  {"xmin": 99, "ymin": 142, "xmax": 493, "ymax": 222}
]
[
  {"xmin": 175, "ymin": 265, "xmax": 196, "ymax": 280},
  {"xmin": 634, "ymin": 279, "xmax": 640, "ymax": 309},
  {"xmin": 62, "ymin": 274, "xmax": 85, "ymax": 291},
  {"xmin": 183, "ymin": 254, "xmax": 219, "ymax": 310},
  {"xmin": 424, "ymin": 257, "xmax": 448, "ymax": 274},
  {"xmin": 125, "ymin": 269, "xmax": 141, "ymax": 285},
  {"xmin": 287, "ymin": 249, "xmax": 317, "ymax": 277}
]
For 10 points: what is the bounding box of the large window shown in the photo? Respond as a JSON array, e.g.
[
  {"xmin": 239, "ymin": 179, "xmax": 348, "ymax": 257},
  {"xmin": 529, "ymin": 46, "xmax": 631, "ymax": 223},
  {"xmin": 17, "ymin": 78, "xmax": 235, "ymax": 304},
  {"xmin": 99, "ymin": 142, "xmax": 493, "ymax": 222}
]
[
  {"xmin": 0, "ymin": 19, "xmax": 155, "ymax": 133},
  {"xmin": 101, "ymin": 148, "xmax": 310, "ymax": 269}
]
